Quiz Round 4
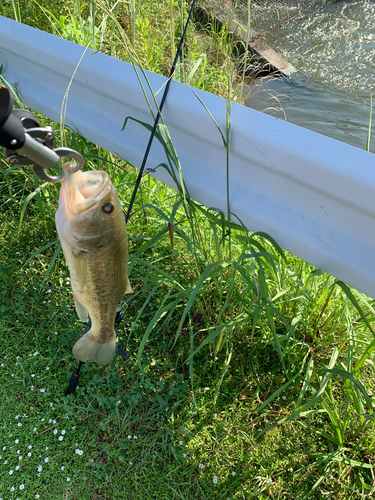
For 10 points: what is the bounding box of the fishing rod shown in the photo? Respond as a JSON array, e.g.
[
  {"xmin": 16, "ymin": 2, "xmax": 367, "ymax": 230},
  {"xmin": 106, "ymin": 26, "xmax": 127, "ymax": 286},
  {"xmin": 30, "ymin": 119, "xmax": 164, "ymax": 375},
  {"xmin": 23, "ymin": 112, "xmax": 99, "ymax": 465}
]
[
  {"xmin": 125, "ymin": 0, "xmax": 197, "ymax": 223},
  {"xmin": 0, "ymin": 0, "xmax": 197, "ymax": 396},
  {"xmin": 65, "ymin": 0, "xmax": 197, "ymax": 395}
]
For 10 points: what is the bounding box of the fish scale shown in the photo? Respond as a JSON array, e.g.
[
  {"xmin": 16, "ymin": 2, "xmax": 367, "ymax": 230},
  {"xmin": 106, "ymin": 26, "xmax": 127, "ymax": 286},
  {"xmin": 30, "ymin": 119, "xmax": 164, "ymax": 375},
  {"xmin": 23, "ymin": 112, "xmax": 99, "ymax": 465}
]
[{"xmin": 55, "ymin": 162, "xmax": 132, "ymax": 365}]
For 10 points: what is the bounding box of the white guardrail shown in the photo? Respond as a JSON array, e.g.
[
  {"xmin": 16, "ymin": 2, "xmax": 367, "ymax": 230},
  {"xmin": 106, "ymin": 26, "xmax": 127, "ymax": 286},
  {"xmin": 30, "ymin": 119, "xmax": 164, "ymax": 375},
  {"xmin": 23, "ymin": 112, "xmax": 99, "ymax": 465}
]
[{"xmin": 1, "ymin": 15, "xmax": 375, "ymax": 297}]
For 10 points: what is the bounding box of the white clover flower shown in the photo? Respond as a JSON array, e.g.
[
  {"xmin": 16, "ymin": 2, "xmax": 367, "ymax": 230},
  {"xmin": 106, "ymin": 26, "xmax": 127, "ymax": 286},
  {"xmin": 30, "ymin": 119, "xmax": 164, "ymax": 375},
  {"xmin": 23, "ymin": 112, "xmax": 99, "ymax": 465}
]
[
  {"xmin": 28, "ymin": 445, "xmax": 32, "ymax": 449},
  {"xmin": 127, "ymin": 435, "xmax": 131, "ymax": 439},
  {"xmin": 231, "ymin": 471, "xmax": 236, "ymax": 476},
  {"xmin": 33, "ymin": 352, "xmax": 38, "ymax": 356},
  {"xmin": 40, "ymin": 389, "xmax": 45, "ymax": 393},
  {"xmin": 179, "ymin": 441, "xmax": 183, "ymax": 445},
  {"xmin": 27, "ymin": 452, "xmax": 31, "ymax": 457},
  {"xmin": 199, "ymin": 464, "xmax": 203, "ymax": 469},
  {"xmin": 33, "ymin": 427, "xmax": 37, "ymax": 432},
  {"xmin": 31, "ymin": 374, "xmax": 35, "ymax": 377},
  {"xmin": 9, "ymin": 470, "xmax": 13, "ymax": 475},
  {"xmin": 213, "ymin": 476, "xmax": 218, "ymax": 484},
  {"xmin": 4, "ymin": 460, "xmax": 8, "ymax": 464},
  {"xmin": 38, "ymin": 466, "xmax": 42, "ymax": 472},
  {"xmin": 183, "ymin": 453, "xmax": 187, "ymax": 458},
  {"xmin": 282, "ymin": 396, "xmax": 286, "ymax": 400},
  {"xmin": 49, "ymin": 419, "xmax": 52, "ymax": 423},
  {"xmin": 53, "ymin": 430, "xmax": 58, "ymax": 435},
  {"xmin": 17, "ymin": 423, "xmax": 22, "ymax": 427},
  {"xmin": 52, "ymin": 420, "xmax": 56, "ymax": 424},
  {"xmin": 2, "ymin": 446, "xmax": 5, "ymax": 451},
  {"xmin": 35, "ymin": 495, "xmax": 40, "ymax": 499},
  {"xmin": 213, "ymin": 413, "xmax": 217, "ymax": 417},
  {"xmin": 41, "ymin": 418, "xmax": 44, "ymax": 422},
  {"xmin": 289, "ymin": 467, "xmax": 293, "ymax": 472},
  {"xmin": 61, "ymin": 430, "xmax": 66, "ymax": 435},
  {"xmin": 15, "ymin": 466, "xmax": 19, "ymax": 471},
  {"xmin": 75, "ymin": 449, "xmax": 83, "ymax": 455},
  {"xmin": 19, "ymin": 484, "xmax": 24, "ymax": 490},
  {"xmin": 66, "ymin": 477, "xmax": 71, "ymax": 482},
  {"xmin": 15, "ymin": 415, "xmax": 19, "ymax": 419},
  {"xmin": 10, "ymin": 487, "xmax": 15, "ymax": 492},
  {"xmin": 44, "ymin": 458, "xmax": 49, "ymax": 463},
  {"xmin": 17, "ymin": 450, "xmax": 20, "ymax": 454},
  {"xmin": 129, "ymin": 462, "xmax": 133, "ymax": 465},
  {"xmin": 61, "ymin": 466, "xmax": 65, "ymax": 470},
  {"xmin": 59, "ymin": 436, "xmax": 63, "ymax": 441},
  {"xmin": 15, "ymin": 439, "xmax": 19, "ymax": 444},
  {"xmin": 47, "ymin": 289, "xmax": 51, "ymax": 294},
  {"xmin": 133, "ymin": 436, "xmax": 137, "ymax": 439},
  {"xmin": 45, "ymin": 446, "xmax": 48, "ymax": 451},
  {"xmin": 46, "ymin": 367, "xmax": 49, "ymax": 370},
  {"xmin": 55, "ymin": 331, "xmax": 58, "ymax": 335}
]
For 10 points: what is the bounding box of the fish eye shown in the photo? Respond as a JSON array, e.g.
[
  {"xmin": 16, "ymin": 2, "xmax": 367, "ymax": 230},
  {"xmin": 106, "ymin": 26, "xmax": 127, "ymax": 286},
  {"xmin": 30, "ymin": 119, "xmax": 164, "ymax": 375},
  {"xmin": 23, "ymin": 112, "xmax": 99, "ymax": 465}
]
[{"xmin": 102, "ymin": 203, "xmax": 114, "ymax": 214}]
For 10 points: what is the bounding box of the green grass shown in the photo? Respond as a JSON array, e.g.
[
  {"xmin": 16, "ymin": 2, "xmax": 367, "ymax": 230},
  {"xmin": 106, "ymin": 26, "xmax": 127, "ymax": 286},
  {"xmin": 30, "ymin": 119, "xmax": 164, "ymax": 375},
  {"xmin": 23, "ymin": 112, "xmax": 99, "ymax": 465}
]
[{"xmin": 1, "ymin": 1, "xmax": 375, "ymax": 499}]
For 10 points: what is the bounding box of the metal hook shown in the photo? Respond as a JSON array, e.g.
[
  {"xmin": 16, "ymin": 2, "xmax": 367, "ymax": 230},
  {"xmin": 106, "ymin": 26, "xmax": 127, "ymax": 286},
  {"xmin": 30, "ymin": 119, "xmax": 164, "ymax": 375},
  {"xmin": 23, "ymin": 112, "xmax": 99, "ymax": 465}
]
[{"xmin": 32, "ymin": 147, "xmax": 85, "ymax": 184}]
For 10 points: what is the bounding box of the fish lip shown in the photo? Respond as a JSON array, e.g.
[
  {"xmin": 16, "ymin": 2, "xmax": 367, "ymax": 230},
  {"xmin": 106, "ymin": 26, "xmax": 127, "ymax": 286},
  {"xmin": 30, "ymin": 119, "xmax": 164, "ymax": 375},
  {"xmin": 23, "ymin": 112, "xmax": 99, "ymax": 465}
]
[{"xmin": 63, "ymin": 164, "xmax": 110, "ymax": 214}]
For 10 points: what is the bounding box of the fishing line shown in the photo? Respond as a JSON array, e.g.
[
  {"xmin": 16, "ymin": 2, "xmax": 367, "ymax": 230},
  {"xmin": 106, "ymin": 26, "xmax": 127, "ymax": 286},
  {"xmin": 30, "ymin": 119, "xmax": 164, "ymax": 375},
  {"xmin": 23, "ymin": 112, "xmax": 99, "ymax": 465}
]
[{"xmin": 125, "ymin": 0, "xmax": 197, "ymax": 223}]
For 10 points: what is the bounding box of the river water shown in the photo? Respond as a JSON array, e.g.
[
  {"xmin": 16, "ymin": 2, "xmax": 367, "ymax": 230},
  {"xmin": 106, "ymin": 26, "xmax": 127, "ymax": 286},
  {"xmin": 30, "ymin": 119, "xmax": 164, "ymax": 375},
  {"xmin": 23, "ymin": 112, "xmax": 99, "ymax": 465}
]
[{"xmin": 244, "ymin": 0, "xmax": 375, "ymax": 151}]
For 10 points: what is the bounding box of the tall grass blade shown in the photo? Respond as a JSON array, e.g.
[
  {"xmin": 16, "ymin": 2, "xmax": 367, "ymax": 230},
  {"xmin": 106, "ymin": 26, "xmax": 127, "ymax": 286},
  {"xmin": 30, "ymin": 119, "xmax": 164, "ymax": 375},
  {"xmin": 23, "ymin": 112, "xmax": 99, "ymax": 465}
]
[
  {"xmin": 314, "ymin": 367, "xmax": 373, "ymax": 411},
  {"xmin": 186, "ymin": 313, "xmax": 247, "ymax": 362},
  {"xmin": 186, "ymin": 54, "xmax": 207, "ymax": 85},
  {"xmin": 19, "ymin": 181, "xmax": 49, "ymax": 228},
  {"xmin": 22, "ymin": 240, "xmax": 60, "ymax": 269},
  {"xmin": 257, "ymin": 350, "xmax": 310, "ymax": 411},
  {"xmin": 39, "ymin": 242, "xmax": 62, "ymax": 292},
  {"xmin": 213, "ymin": 343, "xmax": 233, "ymax": 405},
  {"xmin": 336, "ymin": 280, "xmax": 375, "ymax": 337},
  {"xmin": 173, "ymin": 262, "xmax": 222, "ymax": 346}
]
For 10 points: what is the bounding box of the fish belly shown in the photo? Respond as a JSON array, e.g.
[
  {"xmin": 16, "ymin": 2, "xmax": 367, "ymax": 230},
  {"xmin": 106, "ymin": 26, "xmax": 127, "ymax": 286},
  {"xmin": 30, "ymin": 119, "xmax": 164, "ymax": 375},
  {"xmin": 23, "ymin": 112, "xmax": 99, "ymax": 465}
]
[{"xmin": 63, "ymin": 236, "xmax": 130, "ymax": 365}]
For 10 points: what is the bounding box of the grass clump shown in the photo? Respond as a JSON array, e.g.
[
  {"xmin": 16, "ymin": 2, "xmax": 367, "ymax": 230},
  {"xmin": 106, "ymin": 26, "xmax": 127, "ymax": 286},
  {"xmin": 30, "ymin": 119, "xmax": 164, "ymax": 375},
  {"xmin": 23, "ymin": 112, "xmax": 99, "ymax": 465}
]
[{"xmin": 1, "ymin": 1, "xmax": 375, "ymax": 499}]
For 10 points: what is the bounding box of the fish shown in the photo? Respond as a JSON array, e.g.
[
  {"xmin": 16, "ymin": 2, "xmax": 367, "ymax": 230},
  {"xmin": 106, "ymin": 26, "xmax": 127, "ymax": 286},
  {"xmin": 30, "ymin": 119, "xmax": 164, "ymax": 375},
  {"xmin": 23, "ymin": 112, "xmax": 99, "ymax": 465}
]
[{"xmin": 55, "ymin": 162, "xmax": 132, "ymax": 365}]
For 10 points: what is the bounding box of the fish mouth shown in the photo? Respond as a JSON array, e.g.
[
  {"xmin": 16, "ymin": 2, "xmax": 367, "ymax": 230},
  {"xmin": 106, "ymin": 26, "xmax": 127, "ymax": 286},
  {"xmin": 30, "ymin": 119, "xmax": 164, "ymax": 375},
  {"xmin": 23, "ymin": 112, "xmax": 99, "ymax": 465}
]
[{"xmin": 62, "ymin": 162, "xmax": 110, "ymax": 214}]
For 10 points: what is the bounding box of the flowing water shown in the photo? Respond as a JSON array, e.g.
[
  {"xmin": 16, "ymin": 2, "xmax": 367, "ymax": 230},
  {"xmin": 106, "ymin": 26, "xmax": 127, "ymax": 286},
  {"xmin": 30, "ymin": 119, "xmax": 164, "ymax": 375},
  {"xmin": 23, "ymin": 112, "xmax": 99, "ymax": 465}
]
[{"xmin": 244, "ymin": 0, "xmax": 375, "ymax": 151}]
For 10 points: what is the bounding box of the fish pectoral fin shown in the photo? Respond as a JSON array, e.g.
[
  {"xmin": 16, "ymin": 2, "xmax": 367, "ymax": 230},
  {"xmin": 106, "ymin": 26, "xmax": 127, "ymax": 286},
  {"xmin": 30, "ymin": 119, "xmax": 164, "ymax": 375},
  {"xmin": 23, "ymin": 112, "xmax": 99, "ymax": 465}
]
[
  {"xmin": 125, "ymin": 278, "xmax": 133, "ymax": 295},
  {"xmin": 73, "ymin": 296, "xmax": 89, "ymax": 322},
  {"xmin": 71, "ymin": 249, "xmax": 88, "ymax": 289}
]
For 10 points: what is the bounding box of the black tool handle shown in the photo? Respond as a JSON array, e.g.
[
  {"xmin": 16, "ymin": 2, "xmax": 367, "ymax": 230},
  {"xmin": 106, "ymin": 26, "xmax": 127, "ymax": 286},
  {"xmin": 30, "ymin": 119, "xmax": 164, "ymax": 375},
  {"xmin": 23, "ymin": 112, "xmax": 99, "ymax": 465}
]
[
  {"xmin": 0, "ymin": 88, "xmax": 25, "ymax": 149},
  {"xmin": 65, "ymin": 372, "xmax": 80, "ymax": 396}
]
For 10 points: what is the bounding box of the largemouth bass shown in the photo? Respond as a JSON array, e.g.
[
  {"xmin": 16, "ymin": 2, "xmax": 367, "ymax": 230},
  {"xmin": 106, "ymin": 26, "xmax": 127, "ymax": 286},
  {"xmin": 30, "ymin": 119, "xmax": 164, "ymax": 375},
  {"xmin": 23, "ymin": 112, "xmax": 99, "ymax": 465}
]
[{"xmin": 55, "ymin": 162, "xmax": 132, "ymax": 365}]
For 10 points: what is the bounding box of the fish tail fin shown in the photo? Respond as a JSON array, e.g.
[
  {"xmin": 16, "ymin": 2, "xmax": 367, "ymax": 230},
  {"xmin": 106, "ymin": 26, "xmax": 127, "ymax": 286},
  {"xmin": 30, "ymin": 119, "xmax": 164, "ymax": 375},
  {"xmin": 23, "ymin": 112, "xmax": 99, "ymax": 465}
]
[{"xmin": 72, "ymin": 331, "xmax": 116, "ymax": 365}]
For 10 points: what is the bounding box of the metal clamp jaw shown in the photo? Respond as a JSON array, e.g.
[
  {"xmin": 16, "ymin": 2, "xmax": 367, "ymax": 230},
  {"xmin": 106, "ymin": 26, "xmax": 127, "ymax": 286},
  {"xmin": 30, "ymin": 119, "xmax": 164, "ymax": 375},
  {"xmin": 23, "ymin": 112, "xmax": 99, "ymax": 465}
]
[{"xmin": 0, "ymin": 87, "xmax": 84, "ymax": 183}]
